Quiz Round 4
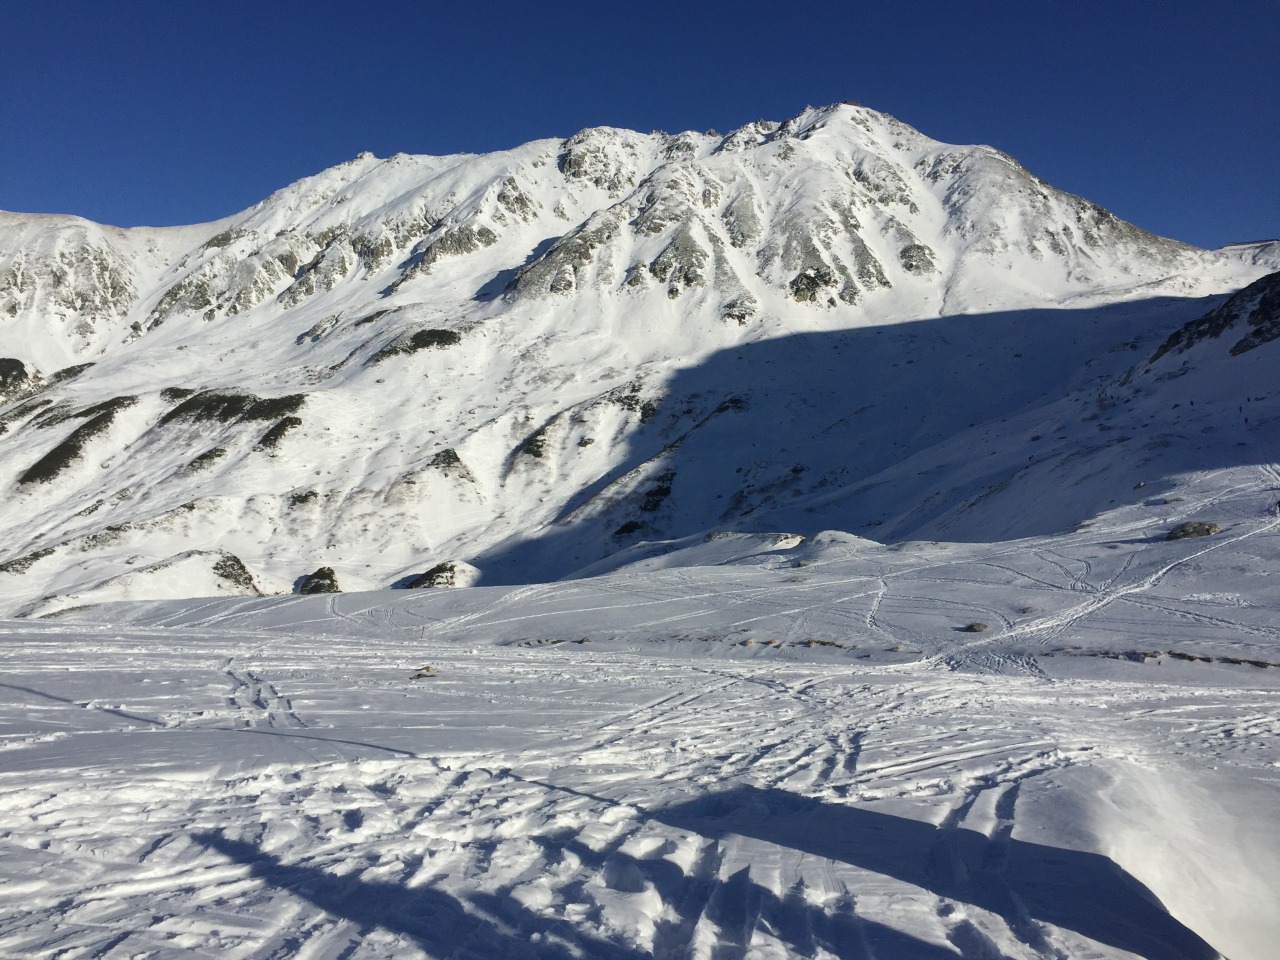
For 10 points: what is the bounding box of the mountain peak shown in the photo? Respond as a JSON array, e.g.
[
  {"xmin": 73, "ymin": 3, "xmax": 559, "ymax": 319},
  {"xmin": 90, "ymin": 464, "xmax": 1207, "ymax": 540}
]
[{"xmin": 0, "ymin": 108, "xmax": 1273, "ymax": 614}]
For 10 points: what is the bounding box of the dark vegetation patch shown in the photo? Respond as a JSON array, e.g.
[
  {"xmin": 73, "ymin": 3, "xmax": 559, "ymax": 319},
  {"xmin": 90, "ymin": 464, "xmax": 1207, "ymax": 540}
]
[
  {"xmin": 430, "ymin": 448, "xmax": 462, "ymax": 469},
  {"xmin": 298, "ymin": 566, "xmax": 340, "ymax": 594},
  {"xmin": 255, "ymin": 416, "xmax": 303, "ymax": 451},
  {"xmin": 353, "ymin": 308, "xmax": 394, "ymax": 328},
  {"xmin": 18, "ymin": 410, "xmax": 120, "ymax": 484},
  {"xmin": 184, "ymin": 446, "xmax": 227, "ymax": 473},
  {"xmin": 212, "ymin": 552, "xmax": 258, "ymax": 592},
  {"xmin": 288, "ymin": 490, "xmax": 318, "ymax": 507},
  {"xmin": 0, "ymin": 547, "xmax": 54, "ymax": 575},
  {"xmin": 35, "ymin": 395, "xmax": 137, "ymax": 429},
  {"xmin": 160, "ymin": 386, "xmax": 197, "ymax": 403},
  {"xmin": 0, "ymin": 397, "xmax": 53, "ymax": 435},
  {"xmin": 612, "ymin": 520, "xmax": 644, "ymax": 539},
  {"xmin": 48, "ymin": 363, "xmax": 94, "ymax": 386},
  {"xmin": 30, "ymin": 403, "xmax": 72, "ymax": 428},
  {"xmin": 518, "ymin": 429, "xmax": 548, "ymax": 459},
  {"xmin": 640, "ymin": 470, "xmax": 675, "ymax": 512},
  {"xmin": 160, "ymin": 390, "xmax": 305, "ymax": 426},
  {"xmin": 369, "ymin": 328, "xmax": 461, "ymax": 364}
]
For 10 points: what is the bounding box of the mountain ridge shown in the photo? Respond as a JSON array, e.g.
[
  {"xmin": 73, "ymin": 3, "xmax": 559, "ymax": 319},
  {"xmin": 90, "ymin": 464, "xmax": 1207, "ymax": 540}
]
[{"xmin": 1, "ymin": 102, "xmax": 1277, "ymax": 616}]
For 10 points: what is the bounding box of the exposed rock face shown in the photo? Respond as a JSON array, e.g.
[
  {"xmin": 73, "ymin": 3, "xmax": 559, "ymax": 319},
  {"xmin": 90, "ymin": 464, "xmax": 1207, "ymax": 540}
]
[
  {"xmin": 298, "ymin": 567, "xmax": 340, "ymax": 594},
  {"xmin": 0, "ymin": 358, "xmax": 32, "ymax": 401},
  {"xmin": 0, "ymin": 215, "xmax": 138, "ymax": 366},
  {"xmin": 1151, "ymin": 272, "xmax": 1280, "ymax": 363},
  {"xmin": 212, "ymin": 552, "xmax": 259, "ymax": 593}
]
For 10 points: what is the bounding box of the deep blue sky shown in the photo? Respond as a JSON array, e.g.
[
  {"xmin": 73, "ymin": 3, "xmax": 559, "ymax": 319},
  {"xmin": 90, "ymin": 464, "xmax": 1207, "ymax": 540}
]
[{"xmin": 2, "ymin": 1, "xmax": 1276, "ymax": 248}]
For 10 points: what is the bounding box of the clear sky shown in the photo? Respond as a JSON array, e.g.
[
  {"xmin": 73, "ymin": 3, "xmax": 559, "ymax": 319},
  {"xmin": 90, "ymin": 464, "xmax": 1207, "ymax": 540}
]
[{"xmin": 2, "ymin": 1, "xmax": 1276, "ymax": 249}]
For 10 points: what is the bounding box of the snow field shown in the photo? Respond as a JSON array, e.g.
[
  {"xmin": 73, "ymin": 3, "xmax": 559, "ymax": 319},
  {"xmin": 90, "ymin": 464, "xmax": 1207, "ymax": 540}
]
[{"xmin": 3, "ymin": 528, "xmax": 1280, "ymax": 959}]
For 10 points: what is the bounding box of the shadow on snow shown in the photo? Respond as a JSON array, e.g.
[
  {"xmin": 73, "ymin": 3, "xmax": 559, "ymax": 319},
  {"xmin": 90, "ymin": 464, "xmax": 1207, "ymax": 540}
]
[
  {"xmin": 195, "ymin": 782, "xmax": 1219, "ymax": 959},
  {"xmin": 470, "ymin": 292, "xmax": 1278, "ymax": 586}
]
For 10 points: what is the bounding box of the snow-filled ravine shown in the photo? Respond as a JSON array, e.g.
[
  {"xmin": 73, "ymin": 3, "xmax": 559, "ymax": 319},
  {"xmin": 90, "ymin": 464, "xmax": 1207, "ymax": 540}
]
[{"xmin": 3, "ymin": 499, "xmax": 1279, "ymax": 959}]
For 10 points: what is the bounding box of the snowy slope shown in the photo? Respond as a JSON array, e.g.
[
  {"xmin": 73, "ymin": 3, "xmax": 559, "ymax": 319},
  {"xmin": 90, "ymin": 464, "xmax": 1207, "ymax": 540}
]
[
  {"xmin": 4, "ymin": 513, "xmax": 1280, "ymax": 957},
  {"xmin": 0, "ymin": 101, "xmax": 1276, "ymax": 616}
]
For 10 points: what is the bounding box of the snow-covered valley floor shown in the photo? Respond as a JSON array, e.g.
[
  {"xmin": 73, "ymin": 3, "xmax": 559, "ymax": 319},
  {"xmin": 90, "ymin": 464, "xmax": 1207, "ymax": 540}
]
[{"xmin": 4, "ymin": 478, "xmax": 1280, "ymax": 960}]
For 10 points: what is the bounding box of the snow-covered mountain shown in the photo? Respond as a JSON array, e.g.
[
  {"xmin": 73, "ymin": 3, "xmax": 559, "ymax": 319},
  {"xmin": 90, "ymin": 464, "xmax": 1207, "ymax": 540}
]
[
  {"xmin": 6, "ymin": 103, "xmax": 1280, "ymax": 960},
  {"xmin": 1, "ymin": 102, "xmax": 1277, "ymax": 616}
]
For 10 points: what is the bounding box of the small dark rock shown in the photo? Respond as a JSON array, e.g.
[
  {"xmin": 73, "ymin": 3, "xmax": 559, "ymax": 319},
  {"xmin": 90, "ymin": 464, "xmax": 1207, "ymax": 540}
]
[
  {"xmin": 1166, "ymin": 521, "xmax": 1221, "ymax": 541},
  {"xmin": 962, "ymin": 622, "xmax": 990, "ymax": 633},
  {"xmin": 298, "ymin": 566, "xmax": 340, "ymax": 594}
]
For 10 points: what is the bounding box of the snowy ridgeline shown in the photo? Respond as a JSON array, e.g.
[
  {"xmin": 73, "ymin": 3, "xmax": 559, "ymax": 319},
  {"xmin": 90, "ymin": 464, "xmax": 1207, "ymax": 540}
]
[{"xmin": 0, "ymin": 102, "xmax": 1278, "ymax": 616}]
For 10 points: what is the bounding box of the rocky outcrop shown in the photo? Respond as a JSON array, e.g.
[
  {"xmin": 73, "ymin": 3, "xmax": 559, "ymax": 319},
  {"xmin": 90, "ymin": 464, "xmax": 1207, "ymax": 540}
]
[
  {"xmin": 1167, "ymin": 522, "xmax": 1221, "ymax": 541},
  {"xmin": 0, "ymin": 358, "xmax": 33, "ymax": 401},
  {"xmin": 1150, "ymin": 272, "xmax": 1280, "ymax": 362},
  {"xmin": 298, "ymin": 566, "xmax": 340, "ymax": 594}
]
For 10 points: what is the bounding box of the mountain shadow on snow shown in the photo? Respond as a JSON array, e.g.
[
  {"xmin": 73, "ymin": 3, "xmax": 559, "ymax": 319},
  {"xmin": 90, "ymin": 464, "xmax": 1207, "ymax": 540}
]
[{"xmin": 472, "ymin": 293, "xmax": 1279, "ymax": 585}]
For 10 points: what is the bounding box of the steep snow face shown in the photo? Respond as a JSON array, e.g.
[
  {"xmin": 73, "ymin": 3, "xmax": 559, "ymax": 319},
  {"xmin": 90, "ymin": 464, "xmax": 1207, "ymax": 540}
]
[{"xmin": 0, "ymin": 103, "xmax": 1275, "ymax": 614}]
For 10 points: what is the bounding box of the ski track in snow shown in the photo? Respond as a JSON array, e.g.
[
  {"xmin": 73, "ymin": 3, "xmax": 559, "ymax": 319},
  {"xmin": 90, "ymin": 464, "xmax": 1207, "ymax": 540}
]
[{"xmin": 2, "ymin": 582, "xmax": 1278, "ymax": 959}]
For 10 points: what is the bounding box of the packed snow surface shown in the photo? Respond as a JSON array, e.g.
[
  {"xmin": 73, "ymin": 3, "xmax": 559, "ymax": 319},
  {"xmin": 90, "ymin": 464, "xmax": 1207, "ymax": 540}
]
[{"xmin": 4, "ymin": 499, "xmax": 1280, "ymax": 958}]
